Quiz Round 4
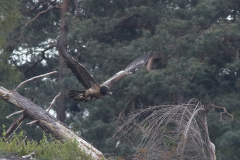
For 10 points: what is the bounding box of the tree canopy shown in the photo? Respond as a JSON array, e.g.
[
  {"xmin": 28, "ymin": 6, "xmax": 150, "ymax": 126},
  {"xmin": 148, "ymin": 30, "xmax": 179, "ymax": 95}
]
[{"xmin": 1, "ymin": 0, "xmax": 240, "ymax": 159}]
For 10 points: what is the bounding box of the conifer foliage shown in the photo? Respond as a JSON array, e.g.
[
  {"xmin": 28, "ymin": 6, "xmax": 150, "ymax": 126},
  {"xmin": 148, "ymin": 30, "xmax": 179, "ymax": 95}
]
[{"xmin": 1, "ymin": 0, "xmax": 240, "ymax": 159}]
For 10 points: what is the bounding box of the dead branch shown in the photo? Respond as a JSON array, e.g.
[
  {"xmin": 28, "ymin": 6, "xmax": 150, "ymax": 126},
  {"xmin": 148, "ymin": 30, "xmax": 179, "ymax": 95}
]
[
  {"xmin": 177, "ymin": 105, "xmax": 204, "ymax": 154},
  {"xmin": 5, "ymin": 114, "xmax": 25, "ymax": 138},
  {"xmin": 22, "ymin": 136, "xmax": 27, "ymax": 143},
  {"xmin": 203, "ymin": 114, "xmax": 216, "ymax": 160},
  {"xmin": 15, "ymin": 71, "xmax": 57, "ymax": 91},
  {"xmin": 23, "ymin": 44, "xmax": 56, "ymax": 74},
  {"xmin": 47, "ymin": 92, "xmax": 61, "ymax": 112},
  {"xmin": 21, "ymin": 151, "xmax": 35, "ymax": 159},
  {"xmin": 209, "ymin": 104, "xmax": 234, "ymax": 121},
  {"xmin": 25, "ymin": 6, "xmax": 61, "ymax": 27},
  {"xmin": 6, "ymin": 110, "xmax": 24, "ymax": 119},
  {"xmin": 0, "ymin": 73, "xmax": 104, "ymax": 159},
  {"xmin": 69, "ymin": 122, "xmax": 74, "ymax": 128},
  {"xmin": 26, "ymin": 120, "xmax": 39, "ymax": 126},
  {"xmin": 6, "ymin": 121, "xmax": 23, "ymax": 141},
  {"xmin": 113, "ymin": 99, "xmax": 215, "ymax": 160}
]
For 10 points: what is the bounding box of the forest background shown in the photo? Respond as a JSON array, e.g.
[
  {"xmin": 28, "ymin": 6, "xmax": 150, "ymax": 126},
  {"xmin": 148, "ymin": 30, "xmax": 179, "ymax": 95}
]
[{"xmin": 1, "ymin": 0, "xmax": 240, "ymax": 159}]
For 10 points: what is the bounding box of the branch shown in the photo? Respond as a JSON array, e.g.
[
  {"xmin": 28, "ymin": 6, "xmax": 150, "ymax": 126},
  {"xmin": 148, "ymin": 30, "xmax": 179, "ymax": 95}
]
[
  {"xmin": 6, "ymin": 121, "xmax": 23, "ymax": 141},
  {"xmin": 15, "ymin": 71, "xmax": 58, "ymax": 91},
  {"xmin": 209, "ymin": 104, "xmax": 234, "ymax": 121},
  {"xmin": 25, "ymin": 6, "xmax": 61, "ymax": 27},
  {"xmin": 6, "ymin": 110, "xmax": 24, "ymax": 119},
  {"xmin": 5, "ymin": 114, "xmax": 25, "ymax": 138},
  {"xmin": 22, "ymin": 151, "xmax": 35, "ymax": 159},
  {"xmin": 0, "ymin": 85, "xmax": 104, "ymax": 159},
  {"xmin": 177, "ymin": 105, "xmax": 204, "ymax": 153},
  {"xmin": 26, "ymin": 120, "xmax": 39, "ymax": 126},
  {"xmin": 23, "ymin": 44, "xmax": 56, "ymax": 74},
  {"xmin": 47, "ymin": 92, "xmax": 61, "ymax": 112},
  {"xmin": 22, "ymin": 0, "xmax": 50, "ymax": 14},
  {"xmin": 202, "ymin": 114, "xmax": 216, "ymax": 160}
]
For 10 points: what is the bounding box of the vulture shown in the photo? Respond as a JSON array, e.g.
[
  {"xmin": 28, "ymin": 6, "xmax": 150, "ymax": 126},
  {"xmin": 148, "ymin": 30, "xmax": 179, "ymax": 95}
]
[{"xmin": 56, "ymin": 43, "xmax": 151, "ymax": 102}]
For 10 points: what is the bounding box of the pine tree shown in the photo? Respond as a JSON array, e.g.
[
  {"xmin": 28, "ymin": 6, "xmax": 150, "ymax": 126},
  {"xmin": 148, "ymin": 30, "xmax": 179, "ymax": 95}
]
[
  {"xmin": 2, "ymin": 0, "xmax": 240, "ymax": 159},
  {"xmin": 0, "ymin": 0, "xmax": 22, "ymax": 134}
]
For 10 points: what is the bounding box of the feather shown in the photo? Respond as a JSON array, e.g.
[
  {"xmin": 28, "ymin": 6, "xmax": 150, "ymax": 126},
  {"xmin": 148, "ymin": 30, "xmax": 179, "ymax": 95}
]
[
  {"xmin": 56, "ymin": 43, "xmax": 98, "ymax": 89},
  {"xmin": 102, "ymin": 51, "xmax": 151, "ymax": 88}
]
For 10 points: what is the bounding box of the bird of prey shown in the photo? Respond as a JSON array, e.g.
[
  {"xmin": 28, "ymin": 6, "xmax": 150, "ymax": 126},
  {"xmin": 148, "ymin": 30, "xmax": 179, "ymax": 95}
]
[{"xmin": 56, "ymin": 43, "xmax": 151, "ymax": 102}]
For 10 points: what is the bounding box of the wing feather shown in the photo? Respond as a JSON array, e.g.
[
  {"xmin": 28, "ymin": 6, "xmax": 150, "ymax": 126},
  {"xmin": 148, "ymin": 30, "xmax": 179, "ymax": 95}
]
[
  {"xmin": 102, "ymin": 51, "xmax": 151, "ymax": 88},
  {"xmin": 56, "ymin": 43, "xmax": 98, "ymax": 89}
]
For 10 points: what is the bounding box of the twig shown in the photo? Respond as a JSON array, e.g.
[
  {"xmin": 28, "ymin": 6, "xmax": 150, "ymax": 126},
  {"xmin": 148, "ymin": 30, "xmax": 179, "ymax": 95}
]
[
  {"xmin": 22, "ymin": 136, "xmax": 27, "ymax": 144},
  {"xmin": 210, "ymin": 104, "xmax": 234, "ymax": 121},
  {"xmin": 26, "ymin": 120, "xmax": 39, "ymax": 126},
  {"xmin": 177, "ymin": 105, "xmax": 204, "ymax": 153},
  {"xmin": 6, "ymin": 121, "xmax": 23, "ymax": 141},
  {"xmin": 22, "ymin": 0, "xmax": 50, "ymax": 14},
  {"xmin": 25, "ymin": 6, "xmax": 60, "ymax": 27},
  {"xmin": 6, "ymin": 110, "xmax": 24, "ymax": 119},
  {"xmin": 5, "ymin": 114, "xmax": 25, "ymax": 138},
  {"xmin": 15, "ymin": 71, "xmax": 58, "ymax": 91},
  {"xmin": 23, "ymin": 44, "xmax": 56, "ymax": 74},
  {"xmin": 47, "ymin": 92, "xmax": 61, "ymax": 112},
  {"xmin": 21, "ymin": 151, "xmax": 36, "ymax": 158},
  {"xmin": 69, "ymin": 122, "xmax": 74, "ymax": 128}
]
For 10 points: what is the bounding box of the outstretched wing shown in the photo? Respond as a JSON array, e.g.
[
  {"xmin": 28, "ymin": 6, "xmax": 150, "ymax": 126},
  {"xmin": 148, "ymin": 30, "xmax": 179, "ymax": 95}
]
[
  {"xmin": 56, "ymin": 43, "xmax": 98, "ymax": 89},
  {"xmin": 102, "ymin": 51, "xmax": 151, "ymax": 88}
]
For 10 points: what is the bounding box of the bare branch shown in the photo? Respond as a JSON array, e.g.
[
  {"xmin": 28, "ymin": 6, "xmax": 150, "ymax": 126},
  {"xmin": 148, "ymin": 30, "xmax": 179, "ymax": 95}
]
[
  {"xmin": 23, "ymin": 44, "xmax": 56, "ymax": 74},
  {"xmin": 5, "ymin": 114, "xmax": 25, "ymax": 138},
  {"xmin": 209, "ymin": 104, "xmax": 234, "ymax": 121},
  {"xmin": 6, "ymin": 110, "xmax": 24, "ymax": 119},
  {"xmin": 15, "ymin": 71, "xmax": 58, "ymax": 91},
  {"xmin": 6, "ymin": 121, "xmax": 23, "ymax": 141},
  {"xmin": 113, "ymin": 99, "xmax": 215, "ymax": 160},
  {"xmin": 22, "ymin": 0, "xmax": 50, "ymax": 13},
  {"xmin": 25, "ymin": 6, "xmax": 61, "ymax": 27},
  {"xmin": 0, "ymin": 85, "xmax": 104, "ymax": 159},
  {"xmin": 47, "ymin": 92, "xmax": 61, "ymax": 112},
  {"xmin": 177, "ymin": 105, "xmax": 204, "ymax": 153},
  {"xmin": 69, "ymin": 122, "xmax": 74, "ymax": 128},
  {"xmin": 22, "ymin": 136, "xmax": 27, "ymax": 143},
  {"xmin": 203, "ymin": 114, "xmax": 216, "ymax": 160},
  {"xmin": 21, "ymin": 151, "xmax": 35, "ymax": 159},
  {"xmin": 26, "ymin": 120, "xmax": 39, "ymax": 126}
]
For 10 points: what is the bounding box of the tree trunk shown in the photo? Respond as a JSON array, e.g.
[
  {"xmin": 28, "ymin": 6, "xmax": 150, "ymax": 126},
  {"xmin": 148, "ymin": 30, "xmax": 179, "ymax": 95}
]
[
  {"xmin": 0, "ymin": 86, "xmax": 104, "ymax": 160},
  {"xmin": 56, "ymin": 0, "xmax": 71, "ymax": 122}
]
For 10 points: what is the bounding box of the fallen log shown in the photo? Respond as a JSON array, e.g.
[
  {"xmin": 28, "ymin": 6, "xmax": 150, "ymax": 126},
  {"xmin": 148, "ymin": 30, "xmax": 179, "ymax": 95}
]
[{"xmin": 0, "ymin": 71, "xmax": 104, "ymax": 160}]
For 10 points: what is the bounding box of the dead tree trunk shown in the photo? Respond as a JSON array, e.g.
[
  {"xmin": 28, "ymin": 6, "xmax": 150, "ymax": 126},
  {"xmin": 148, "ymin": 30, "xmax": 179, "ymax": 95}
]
[{"xmin": 0, "ymin": 72, "xmax": 104, "ymax": 160}]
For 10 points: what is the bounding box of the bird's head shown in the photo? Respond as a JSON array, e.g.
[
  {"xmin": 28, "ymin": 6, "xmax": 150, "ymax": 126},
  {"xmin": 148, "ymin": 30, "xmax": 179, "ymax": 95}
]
[{"xmin": 100, "ymin": 86, "xmax": 112, "ymax": 95}]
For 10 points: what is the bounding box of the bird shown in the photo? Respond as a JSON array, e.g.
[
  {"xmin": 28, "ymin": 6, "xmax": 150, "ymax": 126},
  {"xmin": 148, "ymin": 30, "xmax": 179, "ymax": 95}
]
[{"xmin": 56, "ymin": 43, "xmax": 151, "ymax": 102}]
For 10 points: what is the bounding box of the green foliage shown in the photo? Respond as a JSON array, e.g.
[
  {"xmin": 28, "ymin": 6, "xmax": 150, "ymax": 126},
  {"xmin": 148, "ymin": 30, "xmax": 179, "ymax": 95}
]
[
  {"xmin": 2, "ymin": 0, "xmax": 240, "ymax": 159},
  {"xmin": 0, "ymin": 130, "xmax": 94, "ymax": 160},
  {"xmin": 0, "ymin": 0, "xmax": 21, "ymax": 48}
]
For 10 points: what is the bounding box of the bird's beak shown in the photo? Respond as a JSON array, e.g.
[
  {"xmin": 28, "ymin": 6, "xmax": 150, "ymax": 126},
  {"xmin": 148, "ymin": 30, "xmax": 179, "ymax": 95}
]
[{"xmin": 108, "ymin": 91, "xmax": 112, "ymax": 95}]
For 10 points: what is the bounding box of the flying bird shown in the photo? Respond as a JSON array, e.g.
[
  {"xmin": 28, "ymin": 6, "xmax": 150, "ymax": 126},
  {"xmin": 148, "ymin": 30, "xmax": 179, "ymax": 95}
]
[{"xmin": 56, "ymin": 43, "xmax": 151, "ymax": 102}]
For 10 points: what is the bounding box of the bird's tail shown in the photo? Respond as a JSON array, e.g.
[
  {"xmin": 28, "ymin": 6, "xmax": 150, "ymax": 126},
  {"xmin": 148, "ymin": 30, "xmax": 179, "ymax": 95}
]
[{"xmin": 67, "ymin": 90, "xmax": 87, "ymax": 102}]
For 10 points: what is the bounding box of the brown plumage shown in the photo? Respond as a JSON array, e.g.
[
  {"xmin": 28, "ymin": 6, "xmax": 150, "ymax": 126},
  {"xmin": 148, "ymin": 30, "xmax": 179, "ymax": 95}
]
[{"xmin": 56, "ymin": 43, "xmax": 151, "ymax": 102}]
